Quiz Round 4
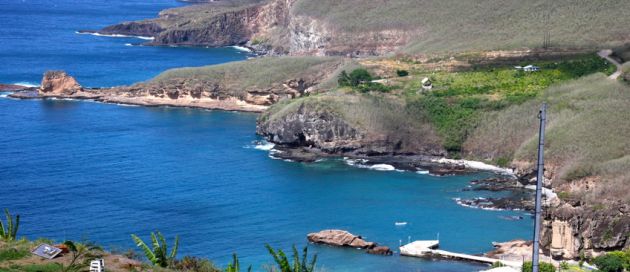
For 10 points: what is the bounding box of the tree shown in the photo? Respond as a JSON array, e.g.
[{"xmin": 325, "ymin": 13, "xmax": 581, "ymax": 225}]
[
  {"xmin": 338, "ymin": 71, "xmax": 351, "ymax": 87},
  {"xmin": 0, "ymin": 208, "xmax": 19, "ymax": 242},
  {"xmin": 265, "ymin": 244, "xmax": 317, "ymax": 272},
  {"xmin": 521, "ymin": 261, "xmax": 556, "ymax": 272},
  {"xmin": 349, "ymin": 69, "xmax": 372, "ymax": 86},
  {"xmin": 593, "ymin": 253, "xmax": 625, "ymax": 272},
  {"xmin": 131, "ymin": 231, "xmax": 179, "ymax": 268}
]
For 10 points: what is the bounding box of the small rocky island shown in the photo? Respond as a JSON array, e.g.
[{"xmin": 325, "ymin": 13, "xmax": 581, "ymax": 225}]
[{"xmin": 307, "ymin": 229, "xmax": 393, "ymax": 256}]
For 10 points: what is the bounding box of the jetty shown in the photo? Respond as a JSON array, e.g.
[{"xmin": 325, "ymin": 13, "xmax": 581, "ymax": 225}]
[{"xmin": 400, "ymin": 240, "xmax": 521, "ymax": 268}]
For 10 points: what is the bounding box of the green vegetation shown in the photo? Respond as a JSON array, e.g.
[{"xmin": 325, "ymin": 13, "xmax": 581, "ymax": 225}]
[
  {"xmin": 131, "ymin": 231, "xmax": 179, "ymax": 268},
  {"xmin": 265, "ymin": 244, "xmax": 317, "ymax": 272},
  {"xmin": 0, "ymin": 209, "xmax": 19, "ymax": 242},
  {"xmin": 0, "ymin": 247, "xmax": 29, "ymax": 262},
  {"xmin": 225, "ymin": 253, "xmax": 251, "ymax": 272},
  {"xmin": 61, "ymin": 240, "xmax": 102, "ymax": 272},
  {"xmin": 338, "ymin": 68, "xmax": 392, "ymax": 93},
  {"xmin": 404, "ymin": 54, "xmax": 614, "ymax": 152},
  {"xmin": 396, "ymin": 70, "xmax": 409, "ymax": 77},
  {"xmin": 521, "ymin": 261, "xmax": 556, "ymax": 272},
  {"xmin": 592, "ymin": 251, "xmax": 630, "ymax": 272},
  {"xmin": 293, "ymin": 0, "xmax": 630, "ymax": 53}
]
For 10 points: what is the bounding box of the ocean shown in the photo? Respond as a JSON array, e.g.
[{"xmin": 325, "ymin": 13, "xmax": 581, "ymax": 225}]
[{"xmin": 0, "ymin": 1, "xmax": 532, "ymax": 271}]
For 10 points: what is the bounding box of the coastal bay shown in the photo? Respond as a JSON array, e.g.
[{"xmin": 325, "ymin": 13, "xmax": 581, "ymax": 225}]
[{"xmin": 8, "ymin": 0, "xmax": 627, "ymax": 271}]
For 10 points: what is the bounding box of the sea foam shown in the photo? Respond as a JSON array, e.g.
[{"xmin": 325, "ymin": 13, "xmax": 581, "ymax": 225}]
[
  {"xmin": 12, "ymin": 82, "xmax": 39, "ymax": 88},
  {"xmin": 231, "ymin": 45, "xmax": 252, "ymax": 52},
  {"xmin": 76, "ymin": 31, "xmax": 154, "ymax": 40},
  {"xmin": 254, "ymin": 142, "xmax": 275, "ymax": 151}
]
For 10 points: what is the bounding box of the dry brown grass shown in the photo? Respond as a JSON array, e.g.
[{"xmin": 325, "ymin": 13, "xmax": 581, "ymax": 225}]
[
  {"xmin": 293, "ymin": 0, "xmax": 630, "ymax": 53},
  {"xmin": 464, "ymin": 74, "xmax": 630, "ymax": 204}
]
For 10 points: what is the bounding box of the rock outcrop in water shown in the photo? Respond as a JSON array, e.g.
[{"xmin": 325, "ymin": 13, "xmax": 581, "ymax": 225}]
[
  {"xmin": 307, "ymin": 229, "xmax": 392, "ymax": 255},
  {"xmin": 40, "ymin": 71, "xmax": 84, "ymax": 95},
  {"xmin": 307, "ymin": 230, "xmax": 375, "ymax": 248}
]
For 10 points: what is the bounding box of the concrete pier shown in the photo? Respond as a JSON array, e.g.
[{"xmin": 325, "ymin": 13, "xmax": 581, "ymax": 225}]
[{"xmin": 400, "ymin": 240, "xmax": 521, "ymax": 268}]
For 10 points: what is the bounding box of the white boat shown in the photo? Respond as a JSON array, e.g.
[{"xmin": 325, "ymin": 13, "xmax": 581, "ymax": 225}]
[{"xmin": 394, "ymin": 222, "xmax": 408, "ymax": 226}]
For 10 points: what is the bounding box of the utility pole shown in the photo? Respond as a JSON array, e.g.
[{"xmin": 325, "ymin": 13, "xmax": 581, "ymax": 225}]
[{"xmin": 532, "ymin": 103, "xmax": 547, "ymax": 272}]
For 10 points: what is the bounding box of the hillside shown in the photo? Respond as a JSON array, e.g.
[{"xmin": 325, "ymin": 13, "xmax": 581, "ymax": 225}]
[
  {"xmin": 92, "ymin": 0, "xmax": 630, "ymax": 56},
  {"xmin": 256, "ymin": 53, "xmax": 629, "ymax": 259}
]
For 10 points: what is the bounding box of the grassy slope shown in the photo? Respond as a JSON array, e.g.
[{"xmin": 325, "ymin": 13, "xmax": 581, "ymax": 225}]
[
  {"xmin": 401, "ymin": 54, "xmax": 614, "ymax": 153},
  {"xmin": 292, "ymin": 0, "xmax": 630, "ymax": 53},
  {"xmin": 465, "ymin": 74, "xmax": 630, "ymax": 204},
  {"xmin": 150, "ymin": 56, "xmax": 344, "ymax": 93}
]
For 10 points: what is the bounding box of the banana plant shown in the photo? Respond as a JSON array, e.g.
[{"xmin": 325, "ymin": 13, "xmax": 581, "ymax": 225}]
[
  {"xmin": 0, "ymin": 208, "xmax": 20, "ymax": 241},
  {"xmin": 131, "ymin": 231, "xmax": 179, "ymax": 268},
  {"xmin": 225, "ymin": 253, "xmax": 251, "ymax": 272},
  {"xmin": 265, "ymin": 244, "xmax": 317, "ymax": 272},
  {"xmin": 62, "ymin": 240, "xmax": 102, "ymax": 272}
]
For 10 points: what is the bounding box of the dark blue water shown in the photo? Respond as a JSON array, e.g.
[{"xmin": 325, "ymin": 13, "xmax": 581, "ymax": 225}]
[
  {"xmin": 0, "ymin": 1, "xmax": 532, "ymax": 271},
  {"xmin": 0, "ymin": 0, "xmax": 248, "ymax": 87}
]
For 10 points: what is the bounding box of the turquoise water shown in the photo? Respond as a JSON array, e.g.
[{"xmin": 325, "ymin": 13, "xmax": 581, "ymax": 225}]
[{"xmin": 0, "ymin": 1, "xmax": 532, "ymax": 271}]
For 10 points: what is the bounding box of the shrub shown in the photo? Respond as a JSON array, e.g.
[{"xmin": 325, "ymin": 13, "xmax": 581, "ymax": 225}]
[
  {"xmin": 349, "ymin": 69, "xmax": 373, "ymax": 86},
  {"xmin": 559, "ymin": 261, "xmax": 570, "ymax": 270},
  {"xmin": 593, "ymin": 253, "xmax": 625, "ymax": 272},
  {"xmin": 173, "ymin": 256, "xmax": 221, "ymax": 272},
  {"xmin": 339, "ymin": 69, "xmax": 373, "ymax": 87},
  {"xmin": 131, "ymin": 231, "xmax": 179, "ymax": 268},
  {"xmin": 0, "ymin": 247, "xmax": 29, "ymax": 262},
  {"xmin": 265, "ymin": 244, "xmax": 317, "ymax": 272},
  {"xmin": 0, "ymin": 209, "xmax": 20, "ymax": 242},
  {"xmin": 357, "ymin": 82, "xmax": 393, "ymax": 93},
  {"xmin": 521, "ymin": 261, "xmax": 556, "ymax": 272},
  {"xmin": 396, "ymin": 69, "xmax": 409, "ymax": 77},
  {"xmin": 62, "ymin": 240, "xmax": 102, "ymax": 272},
  {"xmin": 495, "ymin": 157, "xmax": 510, "ymax": 167},
  {"xmin": 225, "ymin": 253, "xmax": 251, "ymax": 272}
]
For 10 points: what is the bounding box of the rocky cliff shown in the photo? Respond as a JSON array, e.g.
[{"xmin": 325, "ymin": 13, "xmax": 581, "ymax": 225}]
[
  {"xmin": 89, "ymin": 0, "xmax": 415, "ymax": 56},
  {"xmin": 257, "ymin": 92, "xmax": 448, "ymax": 166}
]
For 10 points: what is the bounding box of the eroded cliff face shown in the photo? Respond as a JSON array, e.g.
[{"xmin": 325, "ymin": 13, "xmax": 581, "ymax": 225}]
[
  {"xmin": 543, "ymin": 195, "xmax": 630, "ymax": 259},
  {"xmin": 102, "ymin": 76, "xmax": 315, "ymax": 111},
  {"xmin": 92, "ymin": 0, "xmax": 414, "ymax": 56},
  {"xmin": 257, "ymin": 101, "xmax": 365, "ymax": 152},
  {"xmin": 256, "ymin": 94, "xmax": 447, "ymax": 158}
]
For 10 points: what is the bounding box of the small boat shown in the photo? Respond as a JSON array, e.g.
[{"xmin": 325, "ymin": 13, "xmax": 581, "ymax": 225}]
[{"xmin": 395, "ymin": 222, "xmax": 408, "ymax": 226}]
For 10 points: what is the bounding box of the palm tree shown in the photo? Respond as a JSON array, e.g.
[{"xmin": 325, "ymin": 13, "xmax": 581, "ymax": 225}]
[
  {"xmin": 131, "ymin": 231, "xmax": 179, "ymax": 268},
  {"xmin": 0, "ymin": 208, "xmax": 20, "ymax": 241},
  {"xmin": 265, "ymin": 244, "xmax": 317, "ymax": 272}
]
